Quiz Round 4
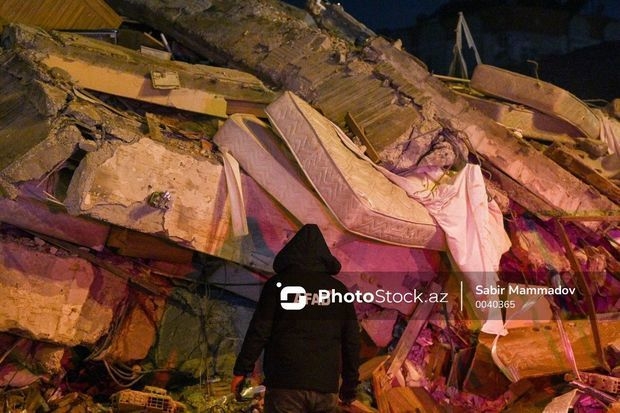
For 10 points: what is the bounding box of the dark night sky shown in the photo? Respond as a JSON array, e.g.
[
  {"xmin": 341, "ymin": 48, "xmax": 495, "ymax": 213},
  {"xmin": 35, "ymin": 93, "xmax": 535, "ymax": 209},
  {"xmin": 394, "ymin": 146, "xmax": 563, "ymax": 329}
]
[
  {"xmin": 282, "ymin": 1, "xmax": 620, "ymax": 99},
  {"xmin": 285, "ymin": 0, "xmax": 448, "ymax": 30},
  {"xmin": 284, "ymin": 0, "xmax": 620, "ymax": 30}
]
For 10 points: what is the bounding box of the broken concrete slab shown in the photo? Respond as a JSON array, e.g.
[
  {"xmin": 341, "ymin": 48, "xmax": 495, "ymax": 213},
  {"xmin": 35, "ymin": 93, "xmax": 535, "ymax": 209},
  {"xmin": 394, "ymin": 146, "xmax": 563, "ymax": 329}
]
[
  {"xmin": 458, "ymin": 91, "xmax": 581, "ymax": 143},
  {"xmin": 3, "ymin": 23, "xmax": 276, "ymax": 118},
  {"xmin": 64, "ymin": 138, "xmax": 233, "ymax": 258},
  {"xmin": 105, "ymin": 0, "xmax": 619, "ymax": 231},
  {"xmin": 0, "ymin": 238, "xmax": 128, "ymax": 346},
  {"xmin": 0, "ymin": 53, "xmax": 77, "ymax": 185},
  {"xmin": 0, "ymin": 194, "xmax": 110, "ymax": 251},
  {"xmin": 207, "ymin": 262, "xmax": 268, "ymax": 302}
]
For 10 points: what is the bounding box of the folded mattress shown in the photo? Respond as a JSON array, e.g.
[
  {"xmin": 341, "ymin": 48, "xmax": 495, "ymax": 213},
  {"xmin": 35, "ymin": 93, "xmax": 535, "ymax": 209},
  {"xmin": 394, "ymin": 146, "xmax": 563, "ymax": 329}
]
[
  {"xmin": 265, "ymin": 91, "xmax": 446, "ymax": 250},
  {"xmin": 214, "ymin": 113, "xmax": 333, "ymax": 228},
  {"xmin": 470, "ymin": 64, "xmax": 599, "ymax": 139}
]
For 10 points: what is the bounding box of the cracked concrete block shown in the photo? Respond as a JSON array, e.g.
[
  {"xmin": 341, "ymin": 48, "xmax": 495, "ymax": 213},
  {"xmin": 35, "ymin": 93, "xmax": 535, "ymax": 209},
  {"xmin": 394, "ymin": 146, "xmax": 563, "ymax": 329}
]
[
  {"xmin": 64, "ymin": 138, "xmax": 232, "ymax": 257},
  {"xmin": 0, "ymin": 240, "xmax": 128, "ymax": 346}
]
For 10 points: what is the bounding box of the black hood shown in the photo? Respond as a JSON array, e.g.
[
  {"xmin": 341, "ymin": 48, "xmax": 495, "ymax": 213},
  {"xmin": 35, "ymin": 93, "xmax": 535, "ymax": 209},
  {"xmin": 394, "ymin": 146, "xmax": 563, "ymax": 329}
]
[{"xmin": 272, "ymin": 224, "xmax": 341, "ymax": 275}]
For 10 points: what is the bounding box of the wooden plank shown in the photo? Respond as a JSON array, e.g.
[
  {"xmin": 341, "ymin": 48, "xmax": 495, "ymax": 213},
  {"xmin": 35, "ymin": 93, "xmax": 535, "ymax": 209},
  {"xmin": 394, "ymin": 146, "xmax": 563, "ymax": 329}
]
[
  {"xmin": 43, "ymin": 54, "xmax": 228, "ymax": 118},
  {"xmin": 545, "ymin": 143, "xmax": 620, "ymax": 205},
  {"xmin": 7, "ymin": 24, "xmax": 275, "ymax": 118},
  {"xmin": 385, "ymin": 282, "xmax": 442, "ymax": 380},
  {"xmin": 0, "ymin": 238, "xmax": 128, "ymax": 346},
  {"xmin": 346, "ymin": 400, "xmax": 379, "ymax": 413},
  {"xmin": 384, "ymin": 387, "xmax": 444, "ymax": 413},
  {"xmin": 0, "ymin": 0, "xmax": 122, "ymax": 30},
  {"xmin": 371, "ymin": 361, "xmax": 393, "ymax": 413},
  {"xmin": 477, "ymin": 319, "xmax": 620, "ymax": 380},
  {"xmin": 463, "ymin": 341, "xmax": 513, "ymax": 399},
  {"xmin": 346, "ymin": 112, "xmax": 380, "ymax": 163},
  {"xmin": 359, "ymin": 355, "xmax": 390, "ymax": 382},
  {"xmin": 107, "ymin": 227, "xmax": 194, "ymax": 263}
]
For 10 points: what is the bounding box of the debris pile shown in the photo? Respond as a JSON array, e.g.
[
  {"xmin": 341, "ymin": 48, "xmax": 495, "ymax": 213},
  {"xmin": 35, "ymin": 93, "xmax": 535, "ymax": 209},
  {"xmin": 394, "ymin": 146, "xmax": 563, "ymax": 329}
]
[{"xmin": 0, "ymin": 0, "xmax": 619, "ymax": 412}]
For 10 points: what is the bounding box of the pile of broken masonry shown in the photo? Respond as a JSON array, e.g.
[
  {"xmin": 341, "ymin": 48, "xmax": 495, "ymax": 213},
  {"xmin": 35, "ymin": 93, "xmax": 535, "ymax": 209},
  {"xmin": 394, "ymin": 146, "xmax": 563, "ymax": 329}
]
[{"xmin": 0, "ymin": 0, "xmax": 619, "ymax": 412}]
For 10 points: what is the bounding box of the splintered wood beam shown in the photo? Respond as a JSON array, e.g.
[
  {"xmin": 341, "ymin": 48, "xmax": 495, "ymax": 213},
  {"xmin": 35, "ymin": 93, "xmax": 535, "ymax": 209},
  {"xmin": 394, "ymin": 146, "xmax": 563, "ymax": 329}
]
[
  {"xmin": 371, "ymin": 361, "xmax": 393, "ymax": 413},
  {"xmin": 345, "ymin": 112, "xmax": 380, "ymax": 163},
  {"xmin": 371, "ymin": 360, "xmax": 443, "ymax": 413},
  {"xmin": 385, "ymin": 282, "xmax": 442, "ymax": 381},
  {"xmin": 107, "ymin": 227, "xmax": 194, "ymax": 263},
  {"xmin": 554, "ymin": 219, "xmax": 609, "ymax": 371},
  {"xmin": 545, "ymin": 143, "xmax": 620, "ymax": 205},
  {"xmin": 43, "ymin": 54, "xmax": 229, "ymax": 117},
  {"xmin": 5, "ymin": 24, "xmax": 275, "ymax": 118},
  {"xmin": 476, "ymin": 319, "xmax": 619, "ymax": 381},
  {"xmin": 483, "ymin": 162, "xmax": 561, "ymax": 220}
]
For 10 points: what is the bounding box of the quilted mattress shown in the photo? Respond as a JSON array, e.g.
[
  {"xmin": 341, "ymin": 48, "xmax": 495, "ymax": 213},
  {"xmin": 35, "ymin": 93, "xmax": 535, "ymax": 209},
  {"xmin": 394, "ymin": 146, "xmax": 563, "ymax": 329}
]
[
  {"xmin": 470, "ymin": 64, "xmax": 599, "ymax": 139},
  {"xmin": 214, "ymin": 113, "xmax": 333, "ymax": 227},
  {"xmin": 265, "ymin": 91, "xmax": 446, "ymax": 250}
]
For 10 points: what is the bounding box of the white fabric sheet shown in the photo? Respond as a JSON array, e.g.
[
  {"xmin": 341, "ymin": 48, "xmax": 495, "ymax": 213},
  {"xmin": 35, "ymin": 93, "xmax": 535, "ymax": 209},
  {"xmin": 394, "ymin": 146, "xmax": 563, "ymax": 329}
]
[{"xmin": 334, "ymin": 124, "xmax": 512, "ymax": 334}]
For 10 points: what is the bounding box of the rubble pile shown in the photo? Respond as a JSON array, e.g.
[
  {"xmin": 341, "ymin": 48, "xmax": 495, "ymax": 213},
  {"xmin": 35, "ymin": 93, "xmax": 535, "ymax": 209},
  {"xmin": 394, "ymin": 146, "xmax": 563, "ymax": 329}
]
[{"xmin": 0, "ymin": 0, "xmax": 619, "ymax": 412}]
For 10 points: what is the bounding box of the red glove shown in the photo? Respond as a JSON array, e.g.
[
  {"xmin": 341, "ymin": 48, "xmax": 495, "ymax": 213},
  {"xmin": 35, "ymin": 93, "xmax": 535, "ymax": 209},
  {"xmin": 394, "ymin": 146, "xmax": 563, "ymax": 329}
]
[{"xmin": 230, "ymin": 375, "xmax": 245, "ymax": 399}]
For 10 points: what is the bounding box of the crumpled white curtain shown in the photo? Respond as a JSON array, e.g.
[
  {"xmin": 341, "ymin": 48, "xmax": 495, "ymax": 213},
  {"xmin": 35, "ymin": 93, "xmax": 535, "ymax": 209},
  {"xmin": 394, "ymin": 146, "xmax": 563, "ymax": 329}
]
[
  {"xmin": 221, "ymin": 150, "xmax": 249, "ymax": 237},
  {"xmin": 334, "ymin": 124, "xmax": 512, "ymax": 334},
  {"xmin": 595, "ymin": 108, "xmax": 620, "ymax": 156}
]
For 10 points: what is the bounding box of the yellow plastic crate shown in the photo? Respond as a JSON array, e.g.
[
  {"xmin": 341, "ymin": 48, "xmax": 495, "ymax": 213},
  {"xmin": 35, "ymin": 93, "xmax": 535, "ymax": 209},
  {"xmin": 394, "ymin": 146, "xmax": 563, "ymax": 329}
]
[{"xmin": 112, "ymin": 388, "xmax": 183, "ymax": 413}]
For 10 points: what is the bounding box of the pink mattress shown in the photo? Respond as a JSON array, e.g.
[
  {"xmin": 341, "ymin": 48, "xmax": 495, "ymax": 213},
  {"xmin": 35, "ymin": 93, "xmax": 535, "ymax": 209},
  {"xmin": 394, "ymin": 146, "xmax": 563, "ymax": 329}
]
[{"xmin": 265, "ymin": 91, "xmax": 445, "ymax": 250}]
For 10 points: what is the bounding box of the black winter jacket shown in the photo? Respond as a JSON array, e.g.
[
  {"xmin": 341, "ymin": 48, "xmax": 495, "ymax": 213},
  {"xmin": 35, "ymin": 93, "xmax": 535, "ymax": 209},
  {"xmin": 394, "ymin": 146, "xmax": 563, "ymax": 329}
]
[{"xmin": 233, "ymin": 224, "xmax": 360, "ymax": 395}]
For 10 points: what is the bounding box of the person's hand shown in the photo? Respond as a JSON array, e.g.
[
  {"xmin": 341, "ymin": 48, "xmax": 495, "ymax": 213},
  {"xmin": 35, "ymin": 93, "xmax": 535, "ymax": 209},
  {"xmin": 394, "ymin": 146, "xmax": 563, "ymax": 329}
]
[
  {"xmin": 230, "ymin": 375, "xmax": 245, "ymax": 399},
  {"xmin": 338, "ymin": 384, "xmax": 357, "ymax": 406},
  {"xmin": 338, "ymin": 401, "xmax": 355, "ymax": 412}
]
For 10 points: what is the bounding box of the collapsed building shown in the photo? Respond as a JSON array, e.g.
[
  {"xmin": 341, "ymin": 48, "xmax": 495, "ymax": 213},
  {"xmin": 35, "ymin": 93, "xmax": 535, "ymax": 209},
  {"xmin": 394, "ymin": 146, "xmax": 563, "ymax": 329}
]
[{"xmin": 0, "ymin": 0, "xmax": 619, "ymax": 411}]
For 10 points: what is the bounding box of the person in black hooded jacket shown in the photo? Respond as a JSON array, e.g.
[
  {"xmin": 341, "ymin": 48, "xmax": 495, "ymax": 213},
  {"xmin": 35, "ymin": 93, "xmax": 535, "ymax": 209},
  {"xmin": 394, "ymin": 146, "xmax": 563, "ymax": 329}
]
[{"xmin": 231, "ymin": 224, "xmax": 360, "ymax": 413}]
